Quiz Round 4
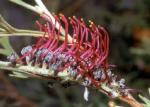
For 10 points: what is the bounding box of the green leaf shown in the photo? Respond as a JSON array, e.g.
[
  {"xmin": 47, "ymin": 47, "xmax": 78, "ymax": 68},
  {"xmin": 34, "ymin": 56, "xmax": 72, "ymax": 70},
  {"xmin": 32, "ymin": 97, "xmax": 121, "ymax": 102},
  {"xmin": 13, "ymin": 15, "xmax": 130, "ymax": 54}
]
[
  {"xmin": 139, "ymin": 88, "xmax": 150, "ymax": 107},
  {"xmin": 0, "ymin": 37, "xmax": 16, "ymax": 56},
  {"xmin": 9, "ymin": 71, "xmax": 29, "ymax": 78},
  {"xmin": 139, "ymin": 95, "xmax": 150, "ymax": 105}
]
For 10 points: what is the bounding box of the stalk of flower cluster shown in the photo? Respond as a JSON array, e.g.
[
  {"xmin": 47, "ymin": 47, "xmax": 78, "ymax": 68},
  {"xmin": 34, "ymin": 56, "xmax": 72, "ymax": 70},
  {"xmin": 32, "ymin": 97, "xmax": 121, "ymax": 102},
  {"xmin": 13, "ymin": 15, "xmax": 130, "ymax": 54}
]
[{"xmin": 0, "ymin": 60, "xmax": 144, "ymax": 107}]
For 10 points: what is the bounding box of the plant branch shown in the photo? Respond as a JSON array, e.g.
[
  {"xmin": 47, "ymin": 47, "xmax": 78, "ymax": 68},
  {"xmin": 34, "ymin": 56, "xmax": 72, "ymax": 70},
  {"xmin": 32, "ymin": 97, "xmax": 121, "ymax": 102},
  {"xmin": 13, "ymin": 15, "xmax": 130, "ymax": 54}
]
[
  {"xmin": 0, "ymin": 1, "xmax": 143, "ymax": 107},
  {"xmin": 0, "ymin": 60, "xmax": 144, "ymax": 107},
  {"xmin": 119, "ymin": 95, "xmax": 144, "ymax": 107}
]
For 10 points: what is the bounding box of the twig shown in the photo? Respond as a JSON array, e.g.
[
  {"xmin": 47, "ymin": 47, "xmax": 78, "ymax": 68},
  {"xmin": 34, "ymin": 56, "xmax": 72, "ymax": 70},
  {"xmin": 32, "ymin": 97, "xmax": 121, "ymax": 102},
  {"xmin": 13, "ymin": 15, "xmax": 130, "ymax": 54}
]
[
  {"xmin": 0, "ymin": 60, "xmax": 144, "ymax": 107},
  {"xmin": 119, "ymin": 95, "xmax": 144, "ymax": 107}
]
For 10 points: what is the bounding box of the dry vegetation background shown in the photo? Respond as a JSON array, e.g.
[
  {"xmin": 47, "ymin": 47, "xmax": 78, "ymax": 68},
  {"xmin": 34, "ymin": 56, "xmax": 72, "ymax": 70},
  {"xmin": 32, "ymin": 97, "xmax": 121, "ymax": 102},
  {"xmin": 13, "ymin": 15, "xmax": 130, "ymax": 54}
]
[{"xmin": 0, "ymin": 0, "xmax": 149, "ymax": 107}]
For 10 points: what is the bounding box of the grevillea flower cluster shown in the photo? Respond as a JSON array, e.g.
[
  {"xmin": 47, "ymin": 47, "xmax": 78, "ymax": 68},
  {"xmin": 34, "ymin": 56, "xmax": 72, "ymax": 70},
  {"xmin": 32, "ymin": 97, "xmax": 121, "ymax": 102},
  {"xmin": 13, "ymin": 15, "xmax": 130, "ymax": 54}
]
[{"xmin": 11, "ymin": 13, "xmax": 129, "ymax": 99}]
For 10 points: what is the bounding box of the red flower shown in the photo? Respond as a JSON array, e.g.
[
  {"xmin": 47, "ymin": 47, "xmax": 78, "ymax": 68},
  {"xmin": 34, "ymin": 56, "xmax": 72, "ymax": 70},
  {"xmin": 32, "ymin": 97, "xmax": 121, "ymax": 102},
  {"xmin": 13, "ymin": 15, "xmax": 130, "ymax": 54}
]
[{"xmin": 18, "ymin": 13, "xmax": 111, "ymax": 87}]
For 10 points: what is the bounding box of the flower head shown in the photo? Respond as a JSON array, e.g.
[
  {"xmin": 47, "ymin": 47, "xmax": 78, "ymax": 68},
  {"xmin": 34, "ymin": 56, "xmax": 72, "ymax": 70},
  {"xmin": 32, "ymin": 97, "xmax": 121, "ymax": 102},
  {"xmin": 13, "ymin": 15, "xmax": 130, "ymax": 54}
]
[
  {"xmin": 18, "ymin": 13, "xmax": 110, "ymax": 85},
  {"xmin": 17, "ymin": 13, "xmax": 128, "ymax": 98}
]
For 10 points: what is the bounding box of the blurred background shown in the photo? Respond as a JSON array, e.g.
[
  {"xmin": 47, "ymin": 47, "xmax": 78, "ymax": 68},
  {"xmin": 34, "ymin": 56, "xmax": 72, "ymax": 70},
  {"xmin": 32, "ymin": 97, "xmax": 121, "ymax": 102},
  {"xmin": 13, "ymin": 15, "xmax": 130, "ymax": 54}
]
[{"xmin": 0, "ymin": 0, "xmax": 149, "ymax": 107}]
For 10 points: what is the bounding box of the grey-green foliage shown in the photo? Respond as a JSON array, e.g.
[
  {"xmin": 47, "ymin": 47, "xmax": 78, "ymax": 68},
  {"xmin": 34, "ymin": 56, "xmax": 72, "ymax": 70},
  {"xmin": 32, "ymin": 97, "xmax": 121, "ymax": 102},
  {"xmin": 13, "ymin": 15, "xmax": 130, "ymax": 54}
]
[
  {"xmin": 139, "ymin": 88, "xmax": 150, "ymax": 107},
  {"xmin": 0, "ymin": 37, "xmax": 15, "ymax": 56}
]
